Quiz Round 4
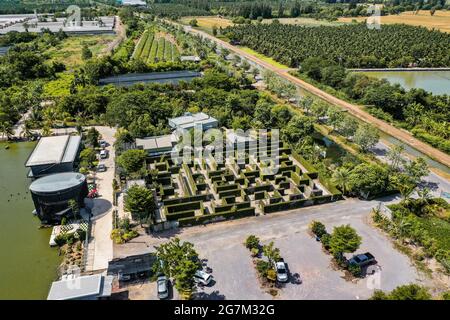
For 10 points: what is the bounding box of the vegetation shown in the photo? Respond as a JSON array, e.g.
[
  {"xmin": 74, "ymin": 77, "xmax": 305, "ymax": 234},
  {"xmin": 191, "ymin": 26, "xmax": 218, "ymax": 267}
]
[
  {"xmin": 132, "ymin": 30, "xmax": 180, "ymax": 63},
  {"xmin": 370, "ymin": 284, "xmax": 432, "ymax": 300},
  {"xmin": 152, "ymin": 237, "xmax": 200, "ymax": 299},
  {"xmin": 124, "ymin": 185, "xmax": 156, "ymax": 225},
  {"xmin": 110, "ymin": 217, "xmax": 139, "ymax": 244},
  {"xmin": 226, "ymin": 23, "xmax": 450, "ymax": 68},
  {"xmin": 117, "ymin": 149, "xmax": 146, "ymax": 175}
]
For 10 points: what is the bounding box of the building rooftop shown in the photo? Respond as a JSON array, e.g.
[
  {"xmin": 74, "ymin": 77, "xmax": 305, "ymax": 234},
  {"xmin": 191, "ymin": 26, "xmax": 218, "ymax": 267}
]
[
  {"xmin": 29, "ymin": 172, "xmax": 86, "ymax": 193},
  {"xmin": 25, "ymin": 135, "xmax": 81, "ymax": 167},
  {"xmin": 180, "ymin": 55, "xmax": 201, "ymax": 62},
  {"xmin": 136, "ymin": 134, "xmax": 174, "ymax": 151},
  {"xmin": 47, "ymin": 274, "xmax": 113, "ymax": 300},
  {"xmin": 169, "ymin": 112, "xmax": 218, "ymax": 130}
]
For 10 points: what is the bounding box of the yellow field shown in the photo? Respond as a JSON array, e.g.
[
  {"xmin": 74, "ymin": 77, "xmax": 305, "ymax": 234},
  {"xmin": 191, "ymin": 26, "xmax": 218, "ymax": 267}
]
[
  {"xmin": 180, "ymin": 16, "xmax": 234, "ymax": 34},
  {"xmin": 238, "ymin": 46, "xmax": 291, "ymax": 70},
  {"xmin": 339, "ymin": 10, "xmax": 450, "ymax": 33}
]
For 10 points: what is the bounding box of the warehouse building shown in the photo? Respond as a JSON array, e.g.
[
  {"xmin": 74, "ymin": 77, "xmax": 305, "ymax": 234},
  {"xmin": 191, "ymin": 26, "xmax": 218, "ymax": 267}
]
[
  {"xmin": 25, "ymin": 135, "xmax": 81, "ymax": 179},
  {"xmin": 169, "ymin": 112, "xmax": 218, "ymax": 132}
]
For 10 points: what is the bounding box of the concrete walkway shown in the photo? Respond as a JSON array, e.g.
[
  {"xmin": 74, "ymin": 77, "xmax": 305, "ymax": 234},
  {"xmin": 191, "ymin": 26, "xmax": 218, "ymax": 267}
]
[{"xmin": 85, "ymin": 126, "xmax": 116, "ymax": 271}]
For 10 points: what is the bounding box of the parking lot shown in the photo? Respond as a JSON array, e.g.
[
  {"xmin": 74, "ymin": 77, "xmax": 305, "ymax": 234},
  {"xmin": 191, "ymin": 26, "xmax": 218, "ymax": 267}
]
[{"xmin": 116, "ymin": 198, "xmax": 423, "ymax": 300}]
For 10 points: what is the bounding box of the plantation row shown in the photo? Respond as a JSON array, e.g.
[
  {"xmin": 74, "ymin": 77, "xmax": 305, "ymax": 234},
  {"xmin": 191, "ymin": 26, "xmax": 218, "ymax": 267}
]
[
  {"xmin": 225, "ymin": 24, "xmax": 450, "ymax": 68},
  {"xmin": 132, "ymin": 30, "xmax": 180, "ymax": 63}
]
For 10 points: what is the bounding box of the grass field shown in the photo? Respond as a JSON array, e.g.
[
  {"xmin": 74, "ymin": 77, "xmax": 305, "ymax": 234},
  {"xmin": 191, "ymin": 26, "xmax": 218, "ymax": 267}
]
[
  {"xmin": 262, "ymin": 17, "xmax": 347, "ymax": 27},
  {"xmin": 339, "ymin": 10, "xmax": 450, "ymax": 33},
  {"xmin": 180, "ymin": 16, "xmax": 234, "ymax": 34},
  {"xmin": 44, "ymin": 35, "xmax": 115, "ymax": 68},
  {"xmin": 132, "ymin": 30, "xmax": 180, "ymax": 63},
  {"xmin": 418, "ymin": 216, "xmax": 450, "ymax": 251},
  {"xmin": 237, "ymin": 46, "xmax": 291, "ymax": 70}
]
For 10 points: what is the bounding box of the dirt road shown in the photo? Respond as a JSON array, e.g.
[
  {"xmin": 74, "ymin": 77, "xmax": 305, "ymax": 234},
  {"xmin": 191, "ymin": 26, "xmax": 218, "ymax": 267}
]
[
  {"xmin": 101, "ymin": 15, "xmax": 126, "ymax": 55},
  {"xmin": 180, "ymin": 24, "xmax": 450, "ymax": 169}
]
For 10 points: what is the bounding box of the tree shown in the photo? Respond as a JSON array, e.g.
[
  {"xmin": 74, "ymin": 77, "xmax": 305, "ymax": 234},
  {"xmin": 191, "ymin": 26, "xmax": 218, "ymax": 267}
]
[
  {"xmin": 349, "ymin": 164, "xmax": 388, "ymax": 195},
  {"xmin": 329, "ymin": 224, "xmax": 362, "ymax": 258},
  {"xmin": 81, "ymin": 44, "xmax": 93, "ymax": 61},
  {"xmin": 212, "ymin": 25, "xmax": 218, "ymax": 36},
  {"xmin": 79, "ymin": 147, "xmax": 97, "ymax": 169},
  {"xmin": 117, "ymin": 149, "xmax": 146, "ymax": 175},
  {"xmin": 245, "ymin": 235, "xmax": 260, "ymax": 250},
  {"xmin": 189, "ymin": 19, "xmax": 198, "ymax": 27},
  {"xmin": 371, "ymin": 284, "xmax": 431, "ymax": 300},
  {"xmin": 281, "ymin": 115, "xmax": 314, "ymax": 146},
  {"xmin": 387, "ymin": 144, "xmax": 405, "ymax": 171},
  {"xmin": 310, "ymin": 221, "xmax": 327, "ymax": 237},
  {"xmin": 153, "ymin": 238, "xmax": 200, "ymax": 299},
  {"xmin": 262, "ymin": 241, "xmax": 281, "ymax": 265},
  {"xmin": 332, "ymin": 167, "xmax": 351, "ymax": 194},
  {"xmin": 67, "ymin": 199, "xmax": 79, "ymax": 219},
  {"xmin": 85, "ymin": 127, "xmax": 100, "ymax": 148},
  {"xmin": 354, "ymin": 124, "xmax": 379, "ymax": 152},
  {"xmin": 124, "ymin": 185, "xmax": 155, "ymax": 225},
  {"xmin": 404, "ymin": 157, "xmax": 429, "ymax": 184},
  {"xmin": 391, "ymin": 173, "xmax": 417, "ymax": 200}
]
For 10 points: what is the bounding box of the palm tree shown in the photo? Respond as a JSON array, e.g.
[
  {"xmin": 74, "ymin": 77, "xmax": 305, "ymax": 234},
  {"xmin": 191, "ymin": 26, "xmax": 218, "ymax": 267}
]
[
  {"xmin": 21, "ymin": 119, "xmax": 33, "ymax": 140},
  {"xmin": 0, "ymin": 121, "xmax": 14, "ymax": 140},
  {"xmin": 332, "ymin": 167, "xmax": 351, "ymax": 195}
]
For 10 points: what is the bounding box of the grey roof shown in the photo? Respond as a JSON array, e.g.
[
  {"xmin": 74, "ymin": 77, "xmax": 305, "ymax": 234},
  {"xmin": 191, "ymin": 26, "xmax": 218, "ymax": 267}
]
[
  {"xmin": 29, "ymin": 172, "xmax": 86, "ymax": 193},
  {"xmin": 26, "ymin": 135, "xmax": 81, "ymax": 167},
  {"xmin": 169, "ymin": 112, "xmax": 218, "ymax": 130},
  {"xmin": 98, "ymin": 71, "xmax": 201, "ymax": 86},
  {"xmin": 136, "ymin": 134, "xmax": 174, "ymax": 151},
  {"xmin": 180, "ymin": 55, "xmax": 201, "ymax": 62},
  {"xmin": 47, "ymin": 275, "xmax": 113, "ymax": 300}
]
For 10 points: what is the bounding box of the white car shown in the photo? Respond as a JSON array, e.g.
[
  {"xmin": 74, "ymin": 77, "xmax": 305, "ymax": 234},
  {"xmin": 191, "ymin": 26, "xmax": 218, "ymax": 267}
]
[
  {"xmin": 194, "ymin": 270, "xmax": 213, "ymax": 286},
  {"xmin": 275, "ymin": 260, "xmax": 288, "ymax": 283},
  {"xmin": 99, "ymin": 150, "xmax": 108, "ymax": 159},
  {"xmin": 157, "ymin": 275, "xmax": 169, "ymax": 299}
]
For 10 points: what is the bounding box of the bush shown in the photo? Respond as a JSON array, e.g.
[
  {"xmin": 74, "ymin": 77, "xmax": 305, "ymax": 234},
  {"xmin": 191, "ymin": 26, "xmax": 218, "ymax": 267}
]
[
  {"xmin": 266, "ymin": 269, "xmax": 277, "ymax": 282},
  {"xmin": 348, "ymin": 263, "xmax": 362, "ymax": 277},
  {"xmin": 321, "ymin": 233, "xmax": 331, "ymax": 250},
  {"xmin": 251, "ymin": 247, "xmax": 259, "ymax": 257},
  {"xmin": 310, "ymin": 220, "xmax": 327, "ymax": 237},
  {"xmin": 245, "ymin": 235, "xmax": 260, "ymax": 250},
  {"xmin": 256, "ymin": 259, "xmax": 271, "ymax": 278}
]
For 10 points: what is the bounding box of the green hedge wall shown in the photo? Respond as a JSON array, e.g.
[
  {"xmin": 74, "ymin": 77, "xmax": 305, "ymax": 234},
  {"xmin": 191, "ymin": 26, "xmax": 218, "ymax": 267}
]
[
  {"xmin": 165, "ymin": 210, "xmax": 195, "ymax": 221},
  {"xmin": 178, "ymin": 207, "xmax": 255, "ymax": 227},
  {"xmin": 163, "ymin": 194, "xmax": 209, "ymax": 206},
  {"xmin": 166, "ymin": 201, "xmax": 202, "ymax": 213}
]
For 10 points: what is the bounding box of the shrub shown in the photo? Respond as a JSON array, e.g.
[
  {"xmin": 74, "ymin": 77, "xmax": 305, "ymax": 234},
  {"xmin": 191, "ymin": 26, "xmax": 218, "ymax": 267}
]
[
  {"xmin": 321, "ymin": 233, "xmax": 331, "ymax": 250},
  {"xmin": 348, "ymin": 263, "xmax": 362, "ymax": 277},
  {"xmin": 256, "ymin": 260, "xmax": 271, "ymax": 278},
  {"xmin": 245, "ymin": 235, "xmax": 260, "ymax": 250},
  {"xmin": 266, "ymin": 269, "xmax": 277, "ymax": 282},
  {"xmin": 310, "ymin": 220, "xmax": 327, "ymax": 237},
  {"xmin": 251, "ymin": 247, "xmax": 259, "ymax": 257}
]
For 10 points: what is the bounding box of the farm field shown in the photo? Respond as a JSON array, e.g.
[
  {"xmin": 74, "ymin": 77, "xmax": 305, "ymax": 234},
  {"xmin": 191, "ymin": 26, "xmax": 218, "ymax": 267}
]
[
  {"xmin": 132, "ymin": 30, "xmax": 180, "ymax": 63},
  {"xmin": 180, "ymin": 16, "xmax": 234, "ymax": 34},
  {"xmin": 44, "ymin": 34, "xmax": 115, "ymax": 68},
  {"xmin": 262, "ymin": 17, "xmax": 347, "ymax": 27},
  {"xmin": 339, "ymin": 10, "xmax": 450, "ymax": 33},
  {"xmin": 237, "ymin": 46, "xmax": 291, "ymax": 70}
]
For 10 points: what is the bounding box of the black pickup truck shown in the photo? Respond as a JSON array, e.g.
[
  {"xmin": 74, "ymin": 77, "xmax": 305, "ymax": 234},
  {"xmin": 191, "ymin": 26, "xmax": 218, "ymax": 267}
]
[{"xmin": 347, "ymin": 252, "xmax": 376, "ymax": 267}]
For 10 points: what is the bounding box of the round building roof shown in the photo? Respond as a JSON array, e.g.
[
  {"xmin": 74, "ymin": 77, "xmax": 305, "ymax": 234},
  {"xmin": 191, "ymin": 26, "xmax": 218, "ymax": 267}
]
[{"xmin": 30, "ymin": 172, "xmax": 86, "ymax": 193}]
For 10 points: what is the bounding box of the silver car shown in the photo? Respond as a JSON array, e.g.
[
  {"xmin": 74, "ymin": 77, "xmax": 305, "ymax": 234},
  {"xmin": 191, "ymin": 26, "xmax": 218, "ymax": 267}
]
[
  {"xmin": 157, "ymin": 275, "xmax": 169, "ymax": 299},
  {"xmin": 275, "ymin": 260, "xmax": 288, "ymax": 283},
  {"xmin": 194, "ymin": 270, "xmax": 213, "ymax": 286}
]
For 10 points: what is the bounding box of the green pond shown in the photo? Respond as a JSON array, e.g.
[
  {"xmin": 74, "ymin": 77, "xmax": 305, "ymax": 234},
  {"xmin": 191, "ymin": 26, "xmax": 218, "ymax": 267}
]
[
  {"xmin": 360, "ymin": 71, "xmax": 450, "ymax": 95},
  {"xmin": 0, "ymin": 142, "xmax": 61, "ymax": 299}
]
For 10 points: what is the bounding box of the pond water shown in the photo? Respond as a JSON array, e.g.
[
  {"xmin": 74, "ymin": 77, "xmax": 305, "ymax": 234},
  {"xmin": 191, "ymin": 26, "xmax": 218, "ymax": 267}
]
[
  {"xmin": 0, "ymin": 142, "xmax": 61, "ymax": 299},
  {"xmin": 359, "ymin": 70, "xmax": 450, "ymax": 95}
]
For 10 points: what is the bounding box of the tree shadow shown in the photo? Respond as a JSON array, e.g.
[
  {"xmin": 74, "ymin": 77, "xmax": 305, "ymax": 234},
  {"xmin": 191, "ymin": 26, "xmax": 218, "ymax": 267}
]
[
  {"xmin": 194, "ymin": 290, "xmax": 226, "ymax": 300},
  {"xmin": 87, "ymin": 198, "xmax": 113, "ymax": 219}
]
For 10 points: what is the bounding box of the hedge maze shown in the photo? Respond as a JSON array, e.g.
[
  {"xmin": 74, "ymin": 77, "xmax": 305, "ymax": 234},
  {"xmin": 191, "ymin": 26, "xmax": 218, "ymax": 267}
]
[{"xmin": 145, "ymin": 138, "xmax": 343, "ymax": 228}]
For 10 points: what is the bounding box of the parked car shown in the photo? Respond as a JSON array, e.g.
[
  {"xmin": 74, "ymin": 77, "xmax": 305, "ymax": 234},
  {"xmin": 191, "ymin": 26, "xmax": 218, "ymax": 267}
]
[
  {"xmin": 99, "ymin": 140, "xmax": 107, "ymax": 148},
  {"xmin": 274, "ymin": 259, "xmax": 289, "ymax": 282},
  {"xmin": 99, "ymin": 150, "xmax": 108, "ymax": 159},
  {"xmin": 97, "ymin": 163, "xmax": 106, "ymax": 172},
  {"xmin": 348, "ymin": 252, "xmax": 376, "ymax": 267},
  {"xmin": 157, "ymin": 275, "xmax": 169, "ymax": 299},
  {"xmin": 194, "ymin": 270, "xmax": 213, "ymax": 286}
]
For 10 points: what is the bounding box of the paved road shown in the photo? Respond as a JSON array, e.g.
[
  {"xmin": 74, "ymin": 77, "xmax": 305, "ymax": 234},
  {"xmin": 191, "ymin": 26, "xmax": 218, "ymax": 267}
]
[
  {"xmin": 115, "ymin": 197, "xmax": 424, "ymax": 300},
  {"xmin": 371, "ymin": 141, "xmax": 450, "ymax": 199},
  {"xmin": 85, "ymin": 126, "xmax": 116, "ymax": 271},
  {"xmin": 176, "ymin": 23, "xmax": 450, "ymax": 169}
]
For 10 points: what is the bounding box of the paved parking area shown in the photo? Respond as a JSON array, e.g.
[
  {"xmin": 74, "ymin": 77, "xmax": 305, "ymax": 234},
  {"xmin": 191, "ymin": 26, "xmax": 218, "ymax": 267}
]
[{"xmin": 116, "ymin": 198, "xmax": 424, "ymax": 300}]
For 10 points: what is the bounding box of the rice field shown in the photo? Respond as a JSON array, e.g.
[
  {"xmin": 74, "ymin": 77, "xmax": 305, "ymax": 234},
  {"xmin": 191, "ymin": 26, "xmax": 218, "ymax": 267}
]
[
  {"xmin": 132, "ymin": 30, "xmax": 180, "ymax": 63},
  {"xmin": 339, "ymin": 10, "xmax": 450, "ymax": 33}
]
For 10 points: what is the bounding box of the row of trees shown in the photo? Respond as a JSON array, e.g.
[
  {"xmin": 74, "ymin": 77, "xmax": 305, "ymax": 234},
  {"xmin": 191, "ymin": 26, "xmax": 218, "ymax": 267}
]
[{"xmin": 226, "ymin": 23, "xmax": 450, "ymax": 68}]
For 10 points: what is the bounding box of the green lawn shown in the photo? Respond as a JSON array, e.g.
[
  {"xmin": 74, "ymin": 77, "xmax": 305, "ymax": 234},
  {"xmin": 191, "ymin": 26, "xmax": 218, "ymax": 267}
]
[
  {"xmin": 418, "ymin": 216, "xmax": 450, "ymax": 250},
  {"xmin": 237, "ymin": 46, "xmax": 291, "ymax": 70}
]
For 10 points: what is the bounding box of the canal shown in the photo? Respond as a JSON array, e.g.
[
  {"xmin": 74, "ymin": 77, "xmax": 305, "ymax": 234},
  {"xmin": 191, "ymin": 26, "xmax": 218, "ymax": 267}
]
[
  {"xmin": 359, "ymin": 70, "xmax": 450, "ymax": 95},
  {"xmin": 0, "ymin": 142, "xmax": 61, "ymax": 299}
]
